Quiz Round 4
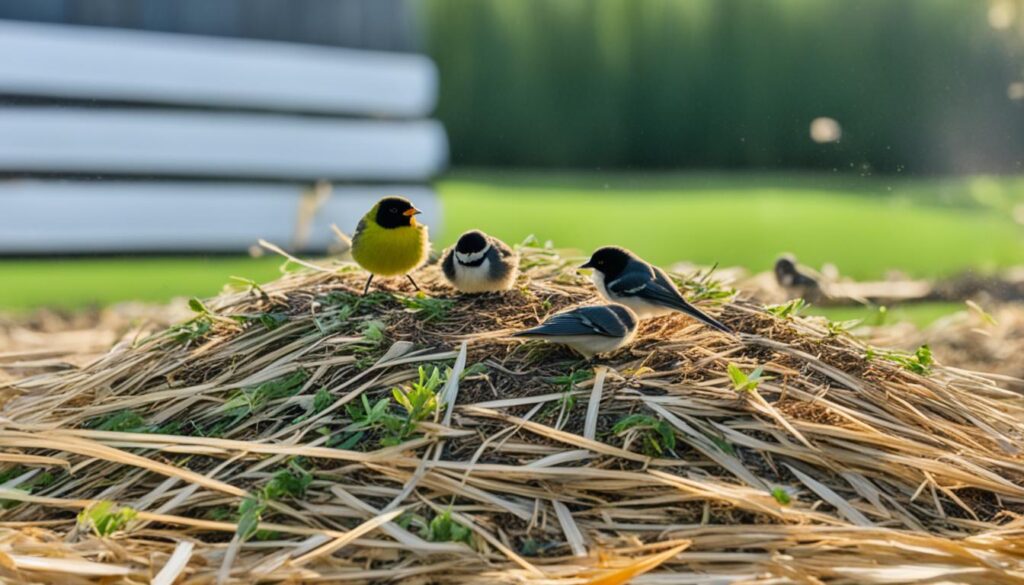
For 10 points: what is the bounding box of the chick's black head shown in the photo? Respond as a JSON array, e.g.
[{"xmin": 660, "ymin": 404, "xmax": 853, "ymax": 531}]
[{"xmin": 455, "ymin": 230, "xmax": 489, "ymax": 254}]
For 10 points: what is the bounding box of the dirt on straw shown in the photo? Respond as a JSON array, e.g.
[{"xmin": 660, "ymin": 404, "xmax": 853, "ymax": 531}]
[{"xmin": 0, "ymin": 244, "xmax": 1023, "ymax": 584}]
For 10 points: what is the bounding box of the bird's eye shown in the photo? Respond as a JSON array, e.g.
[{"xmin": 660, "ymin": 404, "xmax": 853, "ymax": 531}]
[
  {"xmin": 597, "ymin": 260, "xmax": 604, "ymax": 265},
  {"xmin": 390, "ymin": 207, "xmax": 399, "ymax": 214}
]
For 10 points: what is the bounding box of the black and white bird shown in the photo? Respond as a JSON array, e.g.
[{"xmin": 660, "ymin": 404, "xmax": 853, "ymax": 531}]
[
  {"xmin": 513, "ymin": 304, "xmax": 638, "ymax": 359},
  {"xmin": 441, "ymin": 230, "xmax": 519, "ymax": 293},
  {"xmin": 774, "ymin": 254, "xmax": 826, "ymax": 303},
  {"xmin": 581, "ymin": 246, "xmax": 732, "ymax": 333}
]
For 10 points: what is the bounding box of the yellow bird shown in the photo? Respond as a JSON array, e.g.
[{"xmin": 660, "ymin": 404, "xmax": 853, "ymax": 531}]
[{"xmin": 351, "ymin": 196, "xmax": 430, "ymax": 294}]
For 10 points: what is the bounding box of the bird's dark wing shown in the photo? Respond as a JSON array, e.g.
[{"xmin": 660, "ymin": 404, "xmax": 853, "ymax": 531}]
[
  {"xmin": 490, "ymin": 236, "xmax": 516, "ymax": 258},
  {"xmin": 482, "ymin": 245, "xmax": 512, "ymax": 281},
  {"xmin": 515, "ymin": 306, "xmax": 629, "ymax": 338},
  {"xmin": 606, "ymin": 270, "xmax": 658, "ymax": 297},
  {"xmin": 352, "ymin": 217, "xmax": 368, "ymax": 243},
  {"xmin": 621, "ymin": 267, "xmax": 732, "ymax": 334},
  {"xmin": 791, "ymin": 270, "xmax": 820, "ymax": 288},
  {"xmin": 441, "ymin": 247, "xmax": 456, "ymax": 281},
  {"xmin": 653, "ymin": 267, "xmax": 732, "ymax": 333}
]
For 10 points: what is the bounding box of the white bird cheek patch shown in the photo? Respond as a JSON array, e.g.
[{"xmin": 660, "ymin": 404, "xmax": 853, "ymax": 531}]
[{"xmin": 455, "ymin": 246, "xmax": 489, "ymax": 265}]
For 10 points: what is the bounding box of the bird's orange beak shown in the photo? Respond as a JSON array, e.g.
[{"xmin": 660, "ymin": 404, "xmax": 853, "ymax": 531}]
[{"xmin": 403, "ymin": 207, "xmax": 422, "ymax": 217}]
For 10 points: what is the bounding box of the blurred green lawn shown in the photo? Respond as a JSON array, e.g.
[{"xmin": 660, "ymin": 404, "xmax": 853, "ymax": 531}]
[
  {"xmin": 442, "ymin": 171, "xmax": 1024, "ymax": 277},
  {"xmin": 2, "ymin": 172, "xmax": 1021, "ymax": 324}
]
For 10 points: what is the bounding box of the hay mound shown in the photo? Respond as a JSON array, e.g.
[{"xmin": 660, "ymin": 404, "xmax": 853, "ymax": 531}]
[{"xmin": 1, "ymin": 246, "xmax": 1023, "ymax": 584}]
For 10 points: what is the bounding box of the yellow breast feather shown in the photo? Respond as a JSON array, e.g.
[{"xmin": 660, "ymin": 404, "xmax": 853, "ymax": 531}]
[{"xmin": 351, "ymin": 218, "xmax": 430, "ymax": 277}]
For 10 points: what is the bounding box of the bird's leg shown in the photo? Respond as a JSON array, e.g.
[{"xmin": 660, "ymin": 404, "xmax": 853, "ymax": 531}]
[
  {"xmin": 362, "ymin": 274, "xmax": 374, "ymax": 296},
  {"xmin": 406, "ymin": 274, "xmax": 422, "ymax": 292}
]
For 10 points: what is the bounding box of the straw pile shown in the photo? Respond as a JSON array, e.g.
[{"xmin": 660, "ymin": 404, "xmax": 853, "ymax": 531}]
[
  {"xmin": 1, "ymin": 245, "xmax": 1023, "ymax": 584},
  {"xmin": 0, "ymin": 303, "xmax": 188, "ymax": 386},
  {"xmin": 867, "ymin": 304, "xmax": 1024, "ymax": 383}
]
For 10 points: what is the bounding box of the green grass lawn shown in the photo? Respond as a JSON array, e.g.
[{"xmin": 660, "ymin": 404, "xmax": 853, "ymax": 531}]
[
  {"xmin": 0, "ymin": 257, "xmax": 285, "ymax": 312},
  {"xmin": 1, "ymin": 171, "xmax": 1021, "ymax": 315},
  {"xmin": 441, "ymin": 171, "xmax": 1024, "ymax": 278},
  {"xmin": 808, "ymin": 302, "xmax": 964, "ymax": 330}
]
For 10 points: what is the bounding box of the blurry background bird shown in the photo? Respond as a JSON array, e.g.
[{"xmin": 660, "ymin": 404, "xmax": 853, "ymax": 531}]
[
  {"xmin": 774, "ymin": 254, "xmax": 828, "ymax": 304},
  {"xmin": 351, "ymin": 196, "xmax": 430, "ymax": 295},
  {"xmin": 581, "ymin": 246, "xmax": 732, "ymax": 333},
  {"xmin": 513, "ymin": 304, "xmax": 638, "ymax": 359},
  {"xmin": 441, "ymin": 229, "xmax": 519, "ymax": 293}
]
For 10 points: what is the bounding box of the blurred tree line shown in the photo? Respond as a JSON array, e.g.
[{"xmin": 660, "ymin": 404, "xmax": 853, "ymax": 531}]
[{"xmin": 423, "ymin": 0, "xmax": 1024, "ymax": 174}]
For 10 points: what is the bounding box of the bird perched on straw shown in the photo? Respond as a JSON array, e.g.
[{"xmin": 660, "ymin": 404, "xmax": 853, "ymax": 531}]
[
  {"xmin": 513, "ymin": 304, "xmax": 638, "ymax": 359},
  {"xmin": 441, "ymin": 230, "xmax": 519, "ymax": 293},
  {"xmin": 774, "ymin": 254, "xmax": 827, "ymax": 303},
  {"xmin": 351, "ymin": 196, "xmax": 430, "ymax": 295},
  {"xmin": 581, "ymin": 246, "xmax": 732, "ymax": 333}
]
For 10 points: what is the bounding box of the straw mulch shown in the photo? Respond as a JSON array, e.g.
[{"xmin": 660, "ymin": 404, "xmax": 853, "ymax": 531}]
[
  {"xmin": 0, "ymin": 303, "xmax": 189, "ymax": 387},
  {"xmin": 1, "ymin": 245, "xmax": 1023, "ymax": 584}
]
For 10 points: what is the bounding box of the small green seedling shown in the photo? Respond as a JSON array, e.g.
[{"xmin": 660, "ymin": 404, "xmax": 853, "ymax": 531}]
[
  {"xmin": 188, "ymin": 297, "xmax": 211, "ymax": 315},
  {"xmin": 229, "ymin": 276, "xmax": 270, "ymax": 301},
  {"xmin": 884, "ymin": 344, "xmax": 934, "ymax": 374},
  {"xmin": 728, "ymin": 363, "xmax": 772, "ymax": 392},
  {"xmin": 86, "ymin": 409, "xmax": 149, "ymax": 433},
  {"xmin": 293, "ymin": 388, "xmax": 334, "ymax": 424},
  {"xmin": 771, "ymin": 487, "xmax": 792, "ymax": 505},
  {"xmin": 167, "ymin": 297, "xmax": 221, "ymax": 343},
  {"xmin": 169, "ymin": 317, "xmax": 212, "ymax": 343},
  {"xmin": 341, "ymin": 394, "xmax": 393, "ymax": 448},
  {"xmin": 766, "ymin": 298, "xmax": 807, "ymax": 319},
  {"xmin": 677, "ymin": 264, "xmax": 736, "ymax": 303},
  {"xmin": 263, "ymin": 466, "xmax": 313, "ymax": 500},
  {"xmin": 335, "ymin": 366, "xmax": 447, "ymax": 448},
  {"xmin": 235, "ymin": 462, "xmax": 312, "ymax": 542},
  {"xmin": 709, "ymin": 435, "xmax": 736, "ymax": 455},
  {"xmin": 313, "ymin": 304, "xmax": 355, "ymax": 336},
  {"xmin": 236, "ymin": 496, "xmax": 267, "ymax": 542},
  {"xmin": 826, "ymin": 318, "xmax": 861, "ymax": 337},
  {"xmin": 221, "ymin": 372, "xmax": 307, "ymax": 424},
  {"xmin": 204, "ymin": 506, "xmax": 234, "ymax": 521},
  {"xmin": 392, "ymin": 366, "xmax": 442, "ymax": 422},
  {"xmin": 612, "ymin": 414, "xmax": 677, "ymax": 457},
  {"xmin": 549, "ymin": 369, "xmax": 594, "ymax": 392},
  {"xmin": 545, "ymin": 368, "xmax": 592, "ymax": 425},
  {"xmin": 0, "ymin": 467, "xmax": 58, "ymax": 509},
  {"xmin": 350, "ymin": 320, "xmax": 389, "ymax": 370},
  {"xmin": 396, "ymin": 293, "xmax": 454, "ymax": 322},
  {"xmin": 423, "ymin": 509, "xmax": 472, "ymax": 544},
  {"xmin": 455, "ymin": 362, "xmax": 489, "ymax": 380},
  {"xmin": 233, "ymin": 311, "xmax": 288, "ymax": 331},
  {"xmin": 314, "ymin": 291, "xmax": 391, "ymax": 335},
  {"xmin": 77, "ymin": 501, "xmax": 137, "ymax": 537},
  {"xmin": 0, "ymin": 466, "xmax": 25, "ymax": 485},
  {"xmin": 360, "ymin": 320, "xmax": 387, "ymax": 344},
  {"xmin": 215, "ymin": 370, "xmax": 309, "ymax": 431},
  {"xmin": 383, "ymin": 366, "xmax": 444, "ymax": 445}
]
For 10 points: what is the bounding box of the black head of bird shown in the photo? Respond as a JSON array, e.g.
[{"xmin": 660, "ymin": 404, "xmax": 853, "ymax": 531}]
[
  {"xmin": 455, "ymin": 230, "xmax": 489, "ymax": 256},
  {"xmin": 775, "ymin": 255, "xmax": 799, "ymax": 286},
  {"xmin": 580, "ymin": 246, "xmax": 632, "ymax": 279},
  {"xmin": 375, "ymin": 196, "xmax": 421, "ymax": 229}
]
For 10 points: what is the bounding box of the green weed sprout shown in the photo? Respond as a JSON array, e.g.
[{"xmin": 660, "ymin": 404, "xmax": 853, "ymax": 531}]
[{"xmin": 728, "ymin": 364, "xmax": 772, "ymax": 392}]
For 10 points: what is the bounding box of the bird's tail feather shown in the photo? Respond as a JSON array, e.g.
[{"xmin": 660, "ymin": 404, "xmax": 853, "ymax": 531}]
[{"xmin": 678, "ymin": 303, "xmax": 733, "ymax": 334}]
